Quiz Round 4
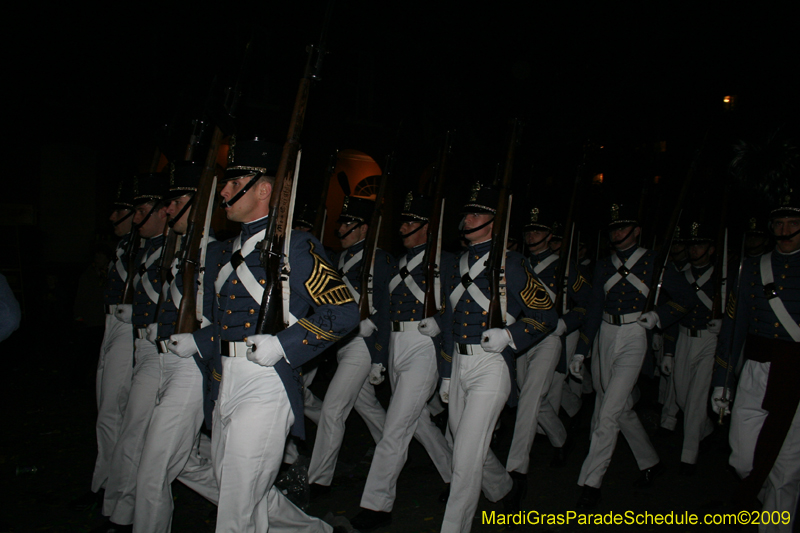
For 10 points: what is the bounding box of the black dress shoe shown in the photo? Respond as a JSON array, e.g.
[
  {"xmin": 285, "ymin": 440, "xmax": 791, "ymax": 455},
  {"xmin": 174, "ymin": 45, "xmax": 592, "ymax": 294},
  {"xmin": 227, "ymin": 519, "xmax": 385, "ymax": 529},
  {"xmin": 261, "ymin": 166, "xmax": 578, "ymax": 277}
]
[
  {"xmin": 71, "ymin": 489, "xmax": 103, "ymax": 512},
  {"xmin": 438, "ymin": 483, "xmax": 450, "ymax": 503},
  {"xmin": 309, "ymin": 483, "xmax": 331, "ymax": 500},
  {"xmin": 679, "ymin": 461, "xmax": 697, "ymax": 476},
  {"xmin": 350, "ymin": 509, "xmax": 392, "ymax": 531},
  {"xmin": 550, "ymin": 436, "xmax": 571, "ymax": 468},
  {"xmin": 634, "ymin": 462, "xmax": 664, "ymax": 488},
  {"xmin": 576, "ymin": 486, "xmax": 601, "ymax": 509},
  {"xmin": 502, "ymin": 474, "xmax": 527, "ymax": 514}
]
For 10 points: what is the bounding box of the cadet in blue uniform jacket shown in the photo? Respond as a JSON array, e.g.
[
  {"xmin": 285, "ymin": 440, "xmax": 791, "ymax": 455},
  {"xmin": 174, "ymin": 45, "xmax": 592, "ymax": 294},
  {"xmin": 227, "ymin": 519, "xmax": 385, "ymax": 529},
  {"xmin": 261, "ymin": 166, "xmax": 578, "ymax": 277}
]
[
  {"xmin": 308, "ymin": 194, "xmax": 391, "ymax": 493},
  {"xmin": 133, "ymin": 161, "xmax": 221, "ymax": 532},
  {"xmin": 570, "ymin": 203, "xmax": 698, "ymax": 509},
  {"xmin": 350, "ymin": 192, "xmax": 455, "ymax": 531},
  {"xmin": 711, "ymin": 204, "xmax": 800, "ymax": 530},
  {"xmin": 209, "ymin": 138, "xmax": 358, "ymax": 533},
  {"xmin": 439, "ymin": 184, "xmax": 558, "ymax": 533}
]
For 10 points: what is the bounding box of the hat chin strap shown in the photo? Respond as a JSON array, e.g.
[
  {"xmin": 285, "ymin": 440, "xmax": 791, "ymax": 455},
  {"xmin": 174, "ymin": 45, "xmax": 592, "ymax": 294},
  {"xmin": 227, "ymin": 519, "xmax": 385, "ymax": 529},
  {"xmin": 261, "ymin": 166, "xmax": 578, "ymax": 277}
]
[
  {"xmin": 335, "ymin": 222, "xmax": 364, "ymax": 240},
  {"xmin": 609, "ymin": 226, "xmax": 636, "ymax": 246},
  {"xmin": 220, "ymin": 172, "xmax": 262, "ymax": 209},
  {"xmin": 168, "ymin": 193, "xmax": 195, "ymax": 229},
  {"xmin": 459, "ymin": 217, "xmax": 494, "ymax": 236},
  {"xmin": 133, "ymin": 203, "xmax": 159, "ymax": 230},
  {"xmin": 400, "ymin": 223, "xmax": 427, "ymax": 239},
  {"xmin": 774, "ymin": 228, "xmax": 800, "ymax": 241},
  {"xmin": 113, "ymin": 209, "xmax": 134, "ymax": 227},
  {"xmin": 526, "ymin": 231, "xmax": 551, "ymax": 252}
]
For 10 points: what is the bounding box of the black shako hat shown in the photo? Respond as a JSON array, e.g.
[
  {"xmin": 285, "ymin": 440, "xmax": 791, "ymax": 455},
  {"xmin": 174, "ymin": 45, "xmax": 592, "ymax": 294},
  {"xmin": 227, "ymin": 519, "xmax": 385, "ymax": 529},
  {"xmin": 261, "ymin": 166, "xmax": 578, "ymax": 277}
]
[
  {"xmin": 399, "ymin": 192, "xmax": 433, "ymax": 223},
  {"xmin": 133, "ymin": 172, "xmax": 168, "ymax": 207},
  {"xmin": 684, "ymin": 219, "xmax": 715, "ymax": 244},
  {"xmin": 462, "ymin": 182, "xmax": 498, "ymax": 215},
  {"xmin": 523, "ymin": 207, "xmax": 554, "ymax": 233},
  {"xmin": 113, "ymin": 176, "xmax": 136, "ymax": 209},
  {"xmin": 165, "ymin": 161, "xmax": 203, "ymax": 201},
  {"xmin": 294, "ymin": 203, "xmax": 314, "ymax": 230},
  {"xmin": 337, "ymin": 196, "xmax": 375, "ymax": 224},
  {"xmin": 223, "ymin": 136, "xmax": 282, "ymax": 182},
  {"xmin": 607, "ymin": 202, "xmax": 639, "ymax": 230}
]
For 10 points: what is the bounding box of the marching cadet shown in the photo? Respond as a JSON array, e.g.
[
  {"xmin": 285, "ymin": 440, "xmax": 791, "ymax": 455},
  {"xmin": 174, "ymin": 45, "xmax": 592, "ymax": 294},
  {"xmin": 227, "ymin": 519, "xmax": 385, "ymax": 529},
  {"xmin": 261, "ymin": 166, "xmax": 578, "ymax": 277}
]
[
  {"xmin": 569, "ymin": 202, "xmax": 697, "ymax": 509},
  {"xmin": 350, "ymin": 192, "xmax": 454, "ymax": 531},
  {"xmin": 658, "ymin": 225, "xmax": 685, "ymax": 436},
  {"xmin": 133, "ymin": 161, "xmax": 220, "ymax": 532},
  {"xmin": 660, "ymin": 220, "xmax": 721, "ymax": 475},
  {"xmin": 440, "ymin": 183, "xmax": 558, "ymax": 533},
  {"xmin": 505, "ymin": 207, "xmax": 591, "ymax": 491},
  {"xmin": 744, "ymin": 215, "xmax": 771, "ymax": 258},
  {"xmin": 211, "ymin": 138, "xmax": 358, "ymax": 532},
  {"xmin": 100, "ymin": 172, "xmax": 169, "ymax": 530},
  {"xmin": 711, "ymin": 194, "xmax": 800, "ymax": 532},
  {"xmin": 307, "ymin": 194, "xmax": 391, "ymax": 495},
  {"xmin": 79, "ymin": 177, "xmax": 137, "ymax": 510}
]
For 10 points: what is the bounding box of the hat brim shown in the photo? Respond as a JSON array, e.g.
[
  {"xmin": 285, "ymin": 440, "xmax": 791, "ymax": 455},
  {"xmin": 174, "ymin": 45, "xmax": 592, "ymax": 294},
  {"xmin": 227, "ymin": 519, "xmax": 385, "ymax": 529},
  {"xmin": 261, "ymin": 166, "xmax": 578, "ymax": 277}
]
[
  {"xmin": 337, "ymin": 215, "xmax": 365, "ymax": 224},
  {"xmin": 462, "ymin": 204, "xmax": 496, "ymax": 215},
  {"xmin": 523, "ymin": 223, "xmax": 552, "ymax": 232},
  {"xmin": 608, "ymin": 220, "xmax": 639, "ymax": 230},
  {"xmin": 398, "ymin": 214, "xmax": 428, "ymax": 223},
  {"xmin": 770, "ymin": 207, "xmax": 800, "ymax": 220},
  {"xmin": 223, "ymin": 168, "xmax": 266, "ymax": 182}
]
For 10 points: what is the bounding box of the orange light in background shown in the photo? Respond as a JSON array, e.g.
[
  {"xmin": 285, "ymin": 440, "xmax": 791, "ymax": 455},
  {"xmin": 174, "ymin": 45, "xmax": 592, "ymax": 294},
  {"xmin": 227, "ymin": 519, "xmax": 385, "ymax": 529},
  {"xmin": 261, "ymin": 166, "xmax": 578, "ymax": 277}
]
[
  {"xmin": 654, "ymin": 175, "xmax": 661, "ymax": 184},
  {"xmin": 723, "ymin": 96, "xmax": 731, "ymax": 103},
  {"xmin": 592, "ymin": 173, "xmax": 604, "ymax": 185}
]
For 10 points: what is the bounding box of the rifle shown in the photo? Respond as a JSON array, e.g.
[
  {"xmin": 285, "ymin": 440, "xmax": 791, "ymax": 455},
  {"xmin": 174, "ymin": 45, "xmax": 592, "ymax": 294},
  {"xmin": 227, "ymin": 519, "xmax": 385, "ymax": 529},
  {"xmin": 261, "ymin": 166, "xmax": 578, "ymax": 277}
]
[
  {"xmin": 256, "ymin": 2, "xmax": 334, "ymax": 335},
  {"xmin": 422, "ymin": 131, "xmax": 452, "ymax": 318},
  {"xmin": 312, "ymin": 151, "xmax": 338, "ymax": 240},
  {"xmin": 487, "ymin": 118, "xmax": 522, "ymax": 329},
  {"xmin": 359, "ymin": 159, "xmax": 392, "ymax": 321},
  {"xmin": 553, "ymin": 159, "xmax": 584, "ymax": 315},
  {"xmin": 710, "ymin": 182, "xmax": 730, "ymax": 319}
]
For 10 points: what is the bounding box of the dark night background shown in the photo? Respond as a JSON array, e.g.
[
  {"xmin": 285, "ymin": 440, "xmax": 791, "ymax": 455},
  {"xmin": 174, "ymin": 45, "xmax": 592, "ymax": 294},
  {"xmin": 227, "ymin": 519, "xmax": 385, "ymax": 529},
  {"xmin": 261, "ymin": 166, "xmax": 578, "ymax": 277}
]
[{"xmin": 1, "ymin": 2, "xmax": 800, "ymax": 531}]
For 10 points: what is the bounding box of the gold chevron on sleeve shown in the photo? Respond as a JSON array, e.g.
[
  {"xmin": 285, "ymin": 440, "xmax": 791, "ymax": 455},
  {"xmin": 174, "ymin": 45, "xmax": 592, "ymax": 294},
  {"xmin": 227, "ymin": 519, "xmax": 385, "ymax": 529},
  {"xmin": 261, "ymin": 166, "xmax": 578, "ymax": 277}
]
[
  {"xmin": 441, "ymin": 350, "xmax": 452, "ymax": 363},
  {"xmin": 726, "ymin": 291, "xmax": 736, "ymax": 319},
  {"xmin": 580, "ymin": 332, "xmax": 589, "ymax": 345},
  {"xmin": 521, "ymin": 317, "xmax": 549, "ymax": 333},
  {"xmin": 520, "ymin": 269, "xmax": 553, "ymax": 310},
  {"xmin": 667, "ymin": 301, "xmax": 688, "ymax": 314},
  {"xmin": 212, "ymin": 369, "xmax": 222, "ymax": 382},
  {"xmin": 572, "ymin": 273, "xmax": 589, "ymax": 292},
  {"xmin": 298, "ymin": 318, "xmax": 341, "ymax": 342},
  {"xmin": 715, "ymin": 355, "xmax": 728, "ymax": 369},
  {"xmin": 305, "ymin": 241, "xmax": 355, "ymax": 306}
]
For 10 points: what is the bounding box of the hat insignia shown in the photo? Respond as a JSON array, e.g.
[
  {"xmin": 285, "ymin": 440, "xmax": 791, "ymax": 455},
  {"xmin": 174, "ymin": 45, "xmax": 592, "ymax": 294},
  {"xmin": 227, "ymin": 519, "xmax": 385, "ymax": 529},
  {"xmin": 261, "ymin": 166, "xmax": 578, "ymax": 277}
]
[
  {"xmin": 610, "ymin": 204, "xmax": 620, "ymax": 221},
  {"xmin": 169, "ymin": 162, "xmax": 176, "ymax": 187},
  {"xmin": 133, "ymin": 176, "xmax": 140, "ymax": 197},
  {"xmin": 404, "ymin": 192, "xmax": 413, "ymax": 212},
  {"xmin": 530, "ymin": 207, "xmax": 539, "ymax": 223},
  {"xmin": 691, "ymin": 222, "xmax": 699, "ymax": 237},
  {"xmin": 228, "ymin": 135, "xmax": 236, "ymax": 165},
  {"xmin": 342, "ymin": 196, "xmax": 350, "ymax": 213},
  {"xmin": 469, "ymin": 182, "xmax": 482, "ymax": 202},
  {"xmin": 749, "ymin": 217, "xmax": 757, "ymax": 231},
  {"xmin": 116, "ymin": 180, "xmax": 123, "ymax": 201}
]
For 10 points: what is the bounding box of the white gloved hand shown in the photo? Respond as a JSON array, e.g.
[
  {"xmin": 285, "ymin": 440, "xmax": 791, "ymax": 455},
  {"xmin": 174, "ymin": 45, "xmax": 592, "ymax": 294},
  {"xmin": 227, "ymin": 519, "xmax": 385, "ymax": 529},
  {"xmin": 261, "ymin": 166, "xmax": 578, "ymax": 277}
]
[
  {"xmin": 357, "ymin": 318, "xmax": 378, "ymax": 338},
  {"xmin": 652, "ymin": 333, "xmax": 663, "ymax": 351},
  {"xmin": 368, "ymin": 363, "xmax": 385, "ymax": 385},
  {"xmin": 636, "ymin": 311, "xmax": 661, "ymax": 330},
  {"xmin": 711, "ymin": 386, "xmax": 733, "ymax": 416},
  {"xmin": 439, "ymin": 378, "xmax": 450, "ymax": 404},
  {"xmin": 418, "ymin": 317, "xmax": 441, "ymax": 337},
  {"xmin": 481, "ymin": 328, "xmax": 513, "ymax": 353},
  {"xmin": 246, "ymin": 334, "xmax": 286, "ymax": 367},
  {"xmin": 553, "ymin": 319, "xmax": 567, "ymax": 337},
  {"xmin": 115, "ymin": 304, "xmax": 133, "ymax": 324},
  {"xmin": 707, "ymin": 319, "xmax": 722, "ymax": 335},
  {"xmin": 661, "ymin": 354, "xmax": 674, "ymax": 376},
  {"xmin": 146, "ymin": 323, "xmax": 159, "ymax": 344},
  {"xmin": 168, "ymin": 333, "xmax": 199, "ymax": 358},
  {"xmin": 569, "ymin": 354, "xmax": 585, "ymax": 379}
]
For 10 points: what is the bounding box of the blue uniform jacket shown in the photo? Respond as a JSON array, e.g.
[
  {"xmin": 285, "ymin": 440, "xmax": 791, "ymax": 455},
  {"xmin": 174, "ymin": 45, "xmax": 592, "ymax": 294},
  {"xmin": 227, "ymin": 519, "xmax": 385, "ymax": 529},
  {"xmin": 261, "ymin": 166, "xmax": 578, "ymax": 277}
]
[
  {"xmin": 330, "ymin": 239, "xmax": 395, "ymax": 368},
  {"xmin": 131, "ymin": 235, "xmax": 165, "ymax": 327},
  {"xmin": 662, "ymin": 261, "xmax": 717, "ymax": 355},
  {"xmin": 213, "ymin": 217, "xmax": 359, "ymax": 438},
  {"xmin": 712, "ymin": 250, "xmax": 800, "ymax": 389},
  {"xmin": 442, "ymin": 240, "xmax": 559, "ymax": 406},
  {"xmin": 104, "ymin": 234, "xmax": 132, "ymax": 306}
]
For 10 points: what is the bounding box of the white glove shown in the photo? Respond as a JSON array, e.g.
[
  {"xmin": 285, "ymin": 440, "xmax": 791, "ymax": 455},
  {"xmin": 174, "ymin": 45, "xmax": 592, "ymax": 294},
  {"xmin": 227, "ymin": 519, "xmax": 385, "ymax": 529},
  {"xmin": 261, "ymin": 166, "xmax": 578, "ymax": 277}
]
[
  {"xmin": 168, "ymin": 333, "xmax": 199, "ymax": 358},
  {"xmin": 569, "ymin": 354, "xmax": 585, "ymax": 379},
  {"xmin": 707, "ymin": 319, "xmax": 722, "ymax": 335},
  {"xmin": 145, "ymin": 323, "xmax": 158, "ymax": 344},
  {"xmin": 711, "ymin": 386, "xmax": 733, "ymax": 416},
  {"xmin": 368, "ymin": 363, "xmax": 385, "ymax": 385},
  {"xmin": 660, "ymin": 354, "xmax": 673, "ymax": 376},
  {"xmin": 636, "ymin": 311, "xmax": 661, "ymax": 330},
  {"xmin": 246, "ymin": 334, "xmax": 286, "ymax": 367},
  {"xmin": 652, "ymin": 333, "xmax": 663, "ymax": 351},
  {"xmin": 439, "ymin": 378, "xmax": 450, "ymax": 404},
  {"xmin": 357, "ymin": 318, "xmax": 378, "ymax": 338},
  {"xmin": 481, "ymin": 328, "xmax": 513, "ymax": 353},
  {"xmin": 115, "ymin": 304, "xmax": 133, "ymax": 324},
  {"xmin": 553, "ymin": 319, "xmax": 567, "ymax": 337},
  {"xmin": 418, "ymin": 317, "xmax": 441, "ymax": 337}
]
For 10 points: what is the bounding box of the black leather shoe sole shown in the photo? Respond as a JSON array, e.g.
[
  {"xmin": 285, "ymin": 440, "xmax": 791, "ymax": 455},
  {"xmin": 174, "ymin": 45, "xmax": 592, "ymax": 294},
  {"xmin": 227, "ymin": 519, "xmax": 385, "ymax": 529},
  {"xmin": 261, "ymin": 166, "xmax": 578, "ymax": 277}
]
[{"xmin": 350, "ymin": 509, "xmax": 392, "ymax": 531}]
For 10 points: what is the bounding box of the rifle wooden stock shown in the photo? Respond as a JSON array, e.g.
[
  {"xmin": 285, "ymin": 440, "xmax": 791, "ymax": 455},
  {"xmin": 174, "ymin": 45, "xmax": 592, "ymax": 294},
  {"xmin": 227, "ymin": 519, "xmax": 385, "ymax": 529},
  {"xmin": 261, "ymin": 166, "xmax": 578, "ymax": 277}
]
[
  {"xmin": 313, "ymin": 152, "xmax": 337, "ymax": 240},
  {"xmin": 554, "ymin": 163, "xmax": 583, "ymax": 314},
  {"xmin": 175, "ymin": 126, "xmax": 224, "ymax": 334},
  {"xmin": 487, "ymin": 119, "xmax": 522, "ymax": 329},
  {"xmin": 155, "ymin": 227, "xmax": 179, "ymax": 314},
  {"xmin": 358, "ymin": 159, "xmax": 391, "ymax": 321},
  {"xmin": 423, "ymin": 131, "xmax": 452, "ymax": 319}
]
